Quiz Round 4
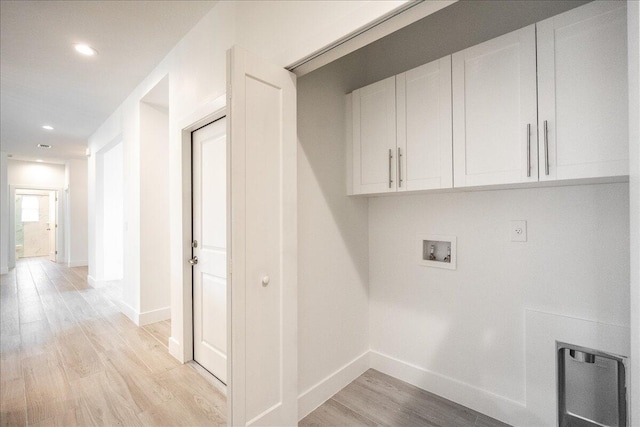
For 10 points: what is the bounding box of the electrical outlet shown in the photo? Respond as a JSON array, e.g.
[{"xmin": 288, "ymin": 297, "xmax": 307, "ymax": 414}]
[{"xmin": 511, "ymin": 220, "xmax": 527, "ymax": 242}]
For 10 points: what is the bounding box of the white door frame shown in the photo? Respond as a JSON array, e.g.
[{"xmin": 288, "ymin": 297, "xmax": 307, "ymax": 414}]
[
  {"xmin": 171, "ymin": 94, "xmax": 227, "ymax": 367},
  {"xmin": 47, "ymin": 190, "xmax": 57, "ymax": 262},
  {"xmin": 94, "ymin": 135, "xmax": 124, "ymax": 282},
  {"xmin": 9, "ymin": 185, "xmax": 64, "ymax": 268}
]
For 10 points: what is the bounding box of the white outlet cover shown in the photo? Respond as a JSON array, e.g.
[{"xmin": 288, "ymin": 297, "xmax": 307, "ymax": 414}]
[{"xmin": 511, "ymin": 220, "xmax": 527, "ymax": 242}]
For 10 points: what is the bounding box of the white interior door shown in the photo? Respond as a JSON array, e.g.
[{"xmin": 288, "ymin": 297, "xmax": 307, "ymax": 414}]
[
  {"xmin": 228, "ymin": 46, "xmax": 297, "ymax": 426},
  {"xmin": 48, "ymin": 191, "xmax": 56, "ymax": 262},
  {"xmin": 192, "ymin": 117, "xmax": 228, "ymax": 384}
]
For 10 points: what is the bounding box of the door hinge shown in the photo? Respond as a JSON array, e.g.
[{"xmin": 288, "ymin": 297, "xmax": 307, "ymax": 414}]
[
  {"xmin": 192, "ymin": 240, "xmax": 198, "ymax": 248},
  {"xmin": 55, "ymin": 251, "xmax": 58, "ymax": 254}
]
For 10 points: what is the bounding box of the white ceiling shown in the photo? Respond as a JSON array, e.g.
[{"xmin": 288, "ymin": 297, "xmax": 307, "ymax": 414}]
[{"xmin": 0, "ymin": 0, "xmax": 217, "ymax": 163}]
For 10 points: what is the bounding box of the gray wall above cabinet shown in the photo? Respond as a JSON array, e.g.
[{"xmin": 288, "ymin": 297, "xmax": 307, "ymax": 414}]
[{"xmin": 304, "ymin": 0, "xmax": 591, "ymax": 93}]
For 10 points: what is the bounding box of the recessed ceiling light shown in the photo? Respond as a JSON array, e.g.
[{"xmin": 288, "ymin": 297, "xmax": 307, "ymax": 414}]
[
  {"xmin": 74, "ymin": 44, "xmax": 97, "ymax": 56},
  {"xmin": 42, "ymin": 125, "xmax": 54, "ymax": 130},
  {"xmin": 36, "ymin": 159, "xmax": 43, "ymax": 163},
  {"xmin": 37, "ymin": 144, "xmax": 52, "ymax": 149}
]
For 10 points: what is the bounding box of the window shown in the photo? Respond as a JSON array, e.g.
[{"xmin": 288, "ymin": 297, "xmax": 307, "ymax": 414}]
[{"xmin": 21, "ymin": 196, "xmax": 39, "ymax": 222}]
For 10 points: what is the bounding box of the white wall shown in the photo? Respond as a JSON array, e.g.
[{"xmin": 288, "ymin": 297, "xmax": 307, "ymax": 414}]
[
  {"xmin": 0, "ymin": 159, "xmax": 84, "ymax": 271},
  {"xmin": 28, "ymin": 0, "xmax": 634, "ymax": 422},
  {"xmin": 87, "ymin": 0, "xmax": 414, "ymax": 339},
  {"xmin": 297, "ymin": 56, "xmax": 370, "ymax": 417},
  {"xmin": 234, "ymin": 0, "xmax": 424, "ymax": 69},
  {"xmin": 368, "ymin": 183, "xmax": 629, "ymax": 420},
  {"xmin": 139, "ymin": 101, "xmax": 170, "ymax": 318},
  {"xmin": 0, "ymin": 152, "xmax": 8, "ymax": 274},
  {"xmin": 5, "ymin": 159, "xmax": 66, "ymax": 268},
  {"xmin": 88, "ymin": 1, "xmax": 236, "ymax": 324},
  {"xmin": 102, "ymin": 142, "xmax": 123, "ymax": 280},
  {"xmin": 65, "ymin": 159, "xmax": 88, "ymax": 267},
  {"xmin": 627, "ymin": 0, "xmax": 640, "ymax": 423},
  {"xmin": 8, "ymin": 159, "xmax": 65, "ymax": 188},
  {"xmin": 296, "ymin": 2, "xmax": 604, "ymax": 421}
]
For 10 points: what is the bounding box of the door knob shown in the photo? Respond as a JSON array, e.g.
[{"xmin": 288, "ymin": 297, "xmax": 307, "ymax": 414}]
[
  {"xmin": 189, "ymin": 256, "xmax": 198, "ymax": 265},
  {"xmin": 262, "ymin": 276, "xmax": 270, "ymax": 286}
]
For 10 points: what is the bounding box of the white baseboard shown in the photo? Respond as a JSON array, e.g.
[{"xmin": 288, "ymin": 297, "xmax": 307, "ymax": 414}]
[
  {"xmin": 67, "ymin": 260, "xmax": 87, "ymax": 267},
  {"xmin": 115, "ymin": 301, "xmax": 170, "ymax": 327},
  {"xmin": 117, "ymin": 300, "xmax": 140, "ymax": 325},
  {"xmin": 369, "ymin": 350, "xmax": 528, "ymax": 426},
  {"xmin": 297, "ymin": 351, "xmax": 370, "ymax": 421},
  {"xmin": 295, "ymin": 350, "xmax": 528, "ymax": 424},
  {"xmin": 138, "ymin": 306, "xmax": 171, "ymax": 326},
  {"xmin": 168, "ymin": 337, "xmax": 183, "ymax": 362},
  {"xmin": 87, "ymin": 275, "xmax": 97, "ymax": 287}
]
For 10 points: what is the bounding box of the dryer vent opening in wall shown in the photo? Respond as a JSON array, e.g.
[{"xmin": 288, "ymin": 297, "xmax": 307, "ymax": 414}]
[
  {"xmin": 557, "ymin": 342, "xmax": 628, "ymax": 427},
  {"xmin": 419, "ymin": 235, "xmax": 456, "ymax": 270}
]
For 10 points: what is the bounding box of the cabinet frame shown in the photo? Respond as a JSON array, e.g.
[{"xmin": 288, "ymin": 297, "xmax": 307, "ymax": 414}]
[
  {"xmin": 536, "ymin": 0, "xmax": 628, "ymax": 181},
  {"xmin": 347, "ymin": 1, "xmax": 629, "ymax": 197},
  {"xmin": 396, "ymin": 56, "xmax": 453, "ymax": 192},
  {"xmin": 452, "ymin": 25, "xmax": 539, "ymax": 188},
  {"xmin": 352, "ymin": 76, "xmax": 397, "ymax": 195}
]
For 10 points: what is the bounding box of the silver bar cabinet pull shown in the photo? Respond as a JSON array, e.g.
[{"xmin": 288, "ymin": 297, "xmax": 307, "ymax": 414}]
[
  {"xmin": 544, "ymin": 120, "xmax": 550, "ymax": 175},
  {"xmin": 398, "ymin": 147, "xmax": 403, "ymax": 187},
  {"xmin": 526, "ymin": 123, "xmax": 531, "ymax": 178},
  {"xmin": 388, "ymin": 149, "xmax": 393, "ymax": 188}
]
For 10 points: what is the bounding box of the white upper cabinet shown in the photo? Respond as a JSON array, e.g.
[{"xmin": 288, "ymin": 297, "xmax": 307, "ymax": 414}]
[
  {"xmin": 351, "ymin": 57, "xmax": 453, "ymax": 196},
  {"xmin": 537, "ymin": 1, "xmax": 628, "ymax": 181},
  {"xmin": 348, "ymin": 1, "xmax": 628, "ymax": 196},
  {"xmin": 452, "ymin": 25, "xmax": 538, "ymax": 188},
  {"xmin": 396, "ymin": 56, "xmax": 453, "ymax": 192},
  {"xmin": 352, "ymin": 76, "xmax": 397, "ymax": 194}
]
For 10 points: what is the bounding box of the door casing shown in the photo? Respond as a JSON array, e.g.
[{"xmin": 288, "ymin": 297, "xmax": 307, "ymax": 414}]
[
  {"xmin": 9, "ymin": 185, "xmax": 64, "ymax": 268},
  {"xmin": 172, "ymin": 95, "xmax": 228, "ymax": 370},
  {"xmin": 48, "ymin": 190, "xmax": 57, "ymax": 262}
]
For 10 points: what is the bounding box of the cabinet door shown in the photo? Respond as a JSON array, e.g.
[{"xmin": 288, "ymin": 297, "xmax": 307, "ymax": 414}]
[
  {"xmin": 352, "ymin": 77, "xmax": 397, "ymax": 194},
  {"xmin": 537, "ymin": 1, "xmax": 628, "ymax": 181},
  {"xmin": 452, "ymin": 25, "xmax": 538, "ymax": 187},
  {"xmin": 396, "ymin": 56, "xmax": 453, "ymax": 192}
]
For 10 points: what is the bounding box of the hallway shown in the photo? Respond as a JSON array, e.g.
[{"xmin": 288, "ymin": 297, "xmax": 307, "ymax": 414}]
[
  {"xmin": 2, "ymin": 259, "xmax": 513, "ymax": 427},
  {"xmin": 0, "ymin": 258, "xmax": 226, "ymax": 426}
]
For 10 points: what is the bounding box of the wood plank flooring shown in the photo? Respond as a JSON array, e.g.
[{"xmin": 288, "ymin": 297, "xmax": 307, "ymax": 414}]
[
  {"xmin": 301, "ymin": 370, "xmax": 511, "ymax": 427},
  {"xmin": 0, "ymin": 258, "xmax": 226, "ymax": 426},
  {"xmin": 3, "ymin": 258, "xmax": 510, "ymax": 427},
  {"xmin": 143, "ymin": 320, "xmax": 171, "ymax": 349}
]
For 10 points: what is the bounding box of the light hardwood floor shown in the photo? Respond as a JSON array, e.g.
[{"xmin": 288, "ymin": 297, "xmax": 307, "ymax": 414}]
[
  {"xmin": 300, "ymin": 370, "xmax": 510, "ymax": 427},
  {"xmin": 2, "ymin": 258, "xmax": 509, "ymax": 427},
  {"xmin": 143, "ymin": 319, "xmax": 171, "ymax": 349},
  {"xmin": 0, "ymin": 257, "xmax": 226, "ymax": 426}
]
